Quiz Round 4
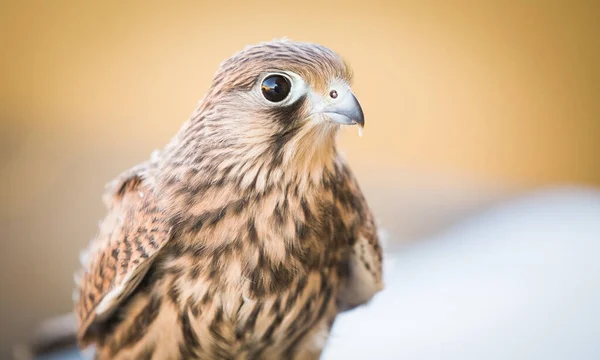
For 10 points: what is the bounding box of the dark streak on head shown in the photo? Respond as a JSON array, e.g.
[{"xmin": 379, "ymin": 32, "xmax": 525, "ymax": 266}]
[{"xmin": 267, "ymin": 95, "xmax": 307, "ymax": 128}]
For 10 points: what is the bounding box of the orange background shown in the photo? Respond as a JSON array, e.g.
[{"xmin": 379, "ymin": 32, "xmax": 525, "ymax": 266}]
[{"xmin": 1, "ymin": 1, "xmax": 598, "ymax": 357}]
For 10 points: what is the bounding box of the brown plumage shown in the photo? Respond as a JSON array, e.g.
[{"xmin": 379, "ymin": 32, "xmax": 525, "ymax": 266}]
[{"xmin": 74, "ymin": 39, "xmax": 383, "ymax": 360}]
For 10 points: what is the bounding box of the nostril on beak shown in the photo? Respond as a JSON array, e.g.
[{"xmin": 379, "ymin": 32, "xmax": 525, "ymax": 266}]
[{"xmin": 329, "ymin": 90, "xmax": 338, "ymax": 99}]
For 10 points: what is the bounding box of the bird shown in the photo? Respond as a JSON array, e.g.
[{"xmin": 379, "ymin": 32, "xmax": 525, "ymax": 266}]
[{"xmin": 74, "ymin": 38, "xmax": 383, "ymax": 360}]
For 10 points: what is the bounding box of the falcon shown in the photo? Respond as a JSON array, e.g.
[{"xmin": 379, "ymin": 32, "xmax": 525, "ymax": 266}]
[{"xmin": 74, "ymin": 39, "xmax": 383, "ymax": 360}]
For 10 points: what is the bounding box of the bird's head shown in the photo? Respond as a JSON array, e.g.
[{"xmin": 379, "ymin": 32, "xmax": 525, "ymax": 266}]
[
  {"xmin": 166, "ymin": 39, "xmax": 363, "ymax": 186},
  {"xmin": 207, "ymin": 38, "xmax": 363, "ymax": 129}
]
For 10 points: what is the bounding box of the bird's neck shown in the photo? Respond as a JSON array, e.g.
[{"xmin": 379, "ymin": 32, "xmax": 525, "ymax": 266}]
[{"xmin": 159, "ymin": 132, "xmax": 339, "ymax": 210}]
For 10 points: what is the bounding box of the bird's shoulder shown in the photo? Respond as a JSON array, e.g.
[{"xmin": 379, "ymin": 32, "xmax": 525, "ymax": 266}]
[{"xmin": 74, "ymin": 159, "xmax": 172, "ymax": 345}]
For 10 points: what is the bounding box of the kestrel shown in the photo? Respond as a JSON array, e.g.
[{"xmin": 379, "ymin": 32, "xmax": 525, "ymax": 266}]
[{"xmin": 74, "ymin": 39, "xmax": 383, "ymax": 360}]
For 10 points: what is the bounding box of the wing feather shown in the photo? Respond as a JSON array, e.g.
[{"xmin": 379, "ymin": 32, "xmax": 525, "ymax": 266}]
[
  {"xmin": 74, "ymin": 163, "xmax": 171, "ymax": 344},
  {"xmin": 336, "ymin": 163, "xmax": 384, "ymax": 310}
]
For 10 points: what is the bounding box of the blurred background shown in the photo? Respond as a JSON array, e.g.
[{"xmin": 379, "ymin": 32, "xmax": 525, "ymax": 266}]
[{"xmin": 1, "ymin": 0, "xmax": 599, "ymax": 358}]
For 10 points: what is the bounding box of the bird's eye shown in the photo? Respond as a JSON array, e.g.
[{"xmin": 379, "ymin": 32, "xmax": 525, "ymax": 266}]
[{"xmin": 261, "ymin": 74, "xmax": 291, "ymax": 103}]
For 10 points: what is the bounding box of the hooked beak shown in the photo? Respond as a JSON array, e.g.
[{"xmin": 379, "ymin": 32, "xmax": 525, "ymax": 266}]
[{"xmin": 320, "ymin": 93, "xmax": 365, "ymax": 128}]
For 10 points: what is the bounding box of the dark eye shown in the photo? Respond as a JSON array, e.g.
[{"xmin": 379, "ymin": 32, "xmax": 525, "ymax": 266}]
[{"xmin": 261, "ymin": 74, "xmax": 291, "ymax": 102}]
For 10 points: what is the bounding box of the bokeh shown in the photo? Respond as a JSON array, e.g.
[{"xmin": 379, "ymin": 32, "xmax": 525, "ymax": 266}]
[{"xmin": 1, "ymin": 1, "xmax": 599, "ymax": 358}]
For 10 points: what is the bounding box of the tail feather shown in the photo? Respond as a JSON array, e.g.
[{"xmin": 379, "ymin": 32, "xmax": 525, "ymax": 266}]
[{"xmin": 14, "ymin": 313, "xmax": 79, "ymax": 360}]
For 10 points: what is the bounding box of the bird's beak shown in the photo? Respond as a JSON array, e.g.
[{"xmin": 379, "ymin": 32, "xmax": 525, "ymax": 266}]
[{"xmin": 320, "ymin": 93, "xmax": 365, "ymax": 128}]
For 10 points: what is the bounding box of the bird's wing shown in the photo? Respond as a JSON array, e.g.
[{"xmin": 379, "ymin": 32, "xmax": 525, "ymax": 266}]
[
  {"xmin": 337, "ymin": 164, "xmax": 384, "ymax": 310},
  {"xmin": 74, "ymin": 162, "xmax": 171, "ymax": 344}
]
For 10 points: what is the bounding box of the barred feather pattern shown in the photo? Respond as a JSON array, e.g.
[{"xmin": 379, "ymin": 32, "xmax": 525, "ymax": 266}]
[
  {"xmin": 74, "ymin": 39, "xmax": 382, "ymax": 360},
  {"xmin": 74, "ymin": 164, "xmax": 171, "ymax": 343}
]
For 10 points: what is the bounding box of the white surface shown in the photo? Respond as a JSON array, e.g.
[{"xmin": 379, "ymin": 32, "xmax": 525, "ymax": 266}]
[{"xmin": 323, "ymin": 187, "xmax": 600, "ymax": 360}]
